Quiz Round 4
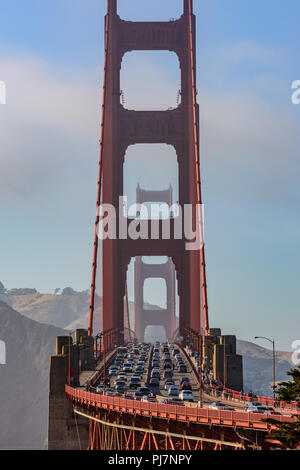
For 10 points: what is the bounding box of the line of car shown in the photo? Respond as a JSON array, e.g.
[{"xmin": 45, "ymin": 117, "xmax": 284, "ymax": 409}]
[
  {"xmin": 149, "ymin": 342, "xmax": 194, "ymax": 403},
  {"xmin": 96, "ymin": 341, "xmax": 196, "ymax": 405},
  {"xmin": 208, "ymin": 400, "xmax": 281, "ymax": 415},
  {"xmin": 97, "ymin": 342, "xmax": 154, "ymax": 399},
  {"xmin": 94, "ymin": 342, "xmax": 283, "ymax": 415}
]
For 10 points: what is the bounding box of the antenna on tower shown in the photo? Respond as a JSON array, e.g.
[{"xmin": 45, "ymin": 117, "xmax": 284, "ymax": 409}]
[{"xmin": 107, "ymin": 0, "xmax": 117, "ymax": 15}]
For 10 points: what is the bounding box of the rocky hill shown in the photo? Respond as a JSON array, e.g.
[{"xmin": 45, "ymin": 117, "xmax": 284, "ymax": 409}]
[
  {"xmin": 237, "ymin": 340, "xmax": 293, "ymax": 397},
  {"xmin": 0, "ymin": 301, "xmax": 64, "ymax": 449},
  {"xmin": 0, "ymin": 289, "xmax": 92, "ymax": 330},
  {"xmin": 0, "ymin": 288, "xmax": 154, "ymax": 332}
]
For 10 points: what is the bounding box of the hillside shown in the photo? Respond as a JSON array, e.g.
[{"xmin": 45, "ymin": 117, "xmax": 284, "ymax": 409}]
[
  {"xmin": 0, "ymin": 290, "xmax": 92, "ymax": 329},
  {"xmin": 0, "ymin": 289, "xmax": 158, "ymax": 332},
  {"xmin": 237, "ymin": 340, "xmax": 293, "ymax": 397},
  {"xmin": 0, "ymin": 301, "xmax": 65, "ymax": 449}
]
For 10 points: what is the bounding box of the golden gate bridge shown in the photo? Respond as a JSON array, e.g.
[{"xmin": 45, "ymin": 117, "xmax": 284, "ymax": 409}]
[{"xmin": 48, "ymin": 0, "xmax": 297, "ymax": 451}]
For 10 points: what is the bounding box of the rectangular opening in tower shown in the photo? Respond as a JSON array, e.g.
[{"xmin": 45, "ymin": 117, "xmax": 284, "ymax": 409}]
[
  {"xmin": 120, "ymin": 51, "xmax": 181, "ymax": 111},
  {"xmin": 117, "ymin": 0, "xmax": 183, "ymax": 21}
]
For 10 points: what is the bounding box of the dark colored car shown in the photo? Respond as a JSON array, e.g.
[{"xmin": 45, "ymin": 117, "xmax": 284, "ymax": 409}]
[
  {"xmin": 164, "ymin": 362, "xmax": 172, "ymax": 370},
  {"xmin": 114, "ymin": 379, "xmax": 126, "ymax": 387},
  {"xmin": 149, "ymin": 377, "xmax": 160, "ymax": 386},
  {"xmin": 168, "ymin": 398, "xmax": 185, "ymax": 406},
  {"xmin": 163, "ymin": 370, "xmax": 173, "ymax": 379},
  {"xmin": 134, "ymin": 387, "xmax": 151, "ymax": 397},
  {"xmin": 181, "ymin": 381, "xmax": 192, "ymax": 390},
  {"xmin": 165, "ymin": 378, "xmax": 174, "ymax": 386},
  {"xmin": 180, "ymin": 377, "xmax": 190, "ymax": 385},
  {"xmin": 179, "ymin": 365, "xmax": 187, "ymax": 373},
  {"xmin": 129, "ymin": 379, "xmax": 141, "ymax": 389},
  {"xmin": 151, "ymin": 373, "xmax": 161, "ymax": 380}
]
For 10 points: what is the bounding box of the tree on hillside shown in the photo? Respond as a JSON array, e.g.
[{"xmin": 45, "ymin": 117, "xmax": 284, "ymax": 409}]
[
  {"xmin": 61, "ymin": 287, "xmax": 76, "ymax": 295},
  {"xmin": 0, "ymin": 282, "xmax": 6, "ymax": 294},
  {"xmin": 264, "ymin": 366, "xmax": 300, "ymax": 449}
]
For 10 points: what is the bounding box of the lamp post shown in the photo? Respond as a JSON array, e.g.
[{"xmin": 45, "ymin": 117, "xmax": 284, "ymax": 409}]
[
  {"xmin": 198, "ymin": 333, "xmax": 203, "ymax": 408},
  {"xmin": 254, "ymin": 336, "xmax": 276, "ymax": 400}
]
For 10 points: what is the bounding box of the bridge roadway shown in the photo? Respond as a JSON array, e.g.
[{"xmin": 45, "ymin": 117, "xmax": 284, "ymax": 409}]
[
  {"xmin": 65, "ymin": 341, "xmax": 297, "ymax": 450},
  {"xmin": 92, "ymin": 343, "xmax": 294, "ymax": 416}
]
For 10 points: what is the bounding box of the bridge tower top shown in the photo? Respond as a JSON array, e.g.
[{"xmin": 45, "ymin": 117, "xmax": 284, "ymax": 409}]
[
  {"xmin": 107, "ymin": 0, "xmax": 193, "ymax": 17},
  {"xmin": 107, "ymin": 0, "xmax": 117, "ymax": 15}
]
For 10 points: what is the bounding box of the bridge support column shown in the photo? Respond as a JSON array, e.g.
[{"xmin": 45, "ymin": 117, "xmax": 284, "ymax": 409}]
[{"xmin": 48, "ymin": 333, "xmax": 93, "ymax": 450}]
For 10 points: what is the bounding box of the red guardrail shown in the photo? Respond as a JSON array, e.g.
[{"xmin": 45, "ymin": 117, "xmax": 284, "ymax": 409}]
[
  {"xmin": 219, "ymin": 386, "xmax": 298, "ymax": 411},
  {"xmin": 183, "ymin": 346, "xmax": 298, "ymax": 412},
  {"xmin": 65, "ymin": 385, "xmax": 296, "ymax": 431}
]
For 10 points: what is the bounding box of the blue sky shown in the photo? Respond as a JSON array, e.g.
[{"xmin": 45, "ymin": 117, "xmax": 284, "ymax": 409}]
[{"xmin": 0, "ymin": 0, "xmax": 299, "ymax": 350}]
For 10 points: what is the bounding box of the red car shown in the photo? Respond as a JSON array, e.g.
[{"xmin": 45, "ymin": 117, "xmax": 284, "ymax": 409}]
[
  {"xmin": 181, "ymin": 381, "xmax": 192, "ymax": 390},
  {"xmin": 163, "ymin": 370, "xmax": 173, "ymax": 379}
]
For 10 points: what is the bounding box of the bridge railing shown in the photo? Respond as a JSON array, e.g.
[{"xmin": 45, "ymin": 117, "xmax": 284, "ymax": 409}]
[
  {"xmin": 181, "ymin": 344, "xmax": 299, "ymax": 412},
  {"xmin": 218, "ymin": 386, "xmax": 298, "ymax": 411},
  {"xmin": 65, "ymin": 385, "xmax": 297, "ymax": 431}
]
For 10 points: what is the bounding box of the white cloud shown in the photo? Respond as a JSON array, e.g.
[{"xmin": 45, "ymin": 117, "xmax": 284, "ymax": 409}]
[
  {"xmin": 0, "ymin": 40, "xmax": 298, "ymax": 209},
  {"xmin": 0, "ymin": 55, "xmax": 100, "ymax": 201}
]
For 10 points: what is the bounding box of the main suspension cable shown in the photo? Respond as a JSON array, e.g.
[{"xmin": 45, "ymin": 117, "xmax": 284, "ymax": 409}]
[
  {"xmin": 88, "ymin": 12, "xmax": 109, "ymax": 336},
  {"xmin": 187, "ymin": 0, "xmax": 209, "ymax": 334}
]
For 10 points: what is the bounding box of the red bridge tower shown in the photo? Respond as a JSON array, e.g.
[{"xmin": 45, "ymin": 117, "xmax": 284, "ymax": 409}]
[{"xmin": 88, "ymin": 0, "xmax": 209, "ymax": 341}]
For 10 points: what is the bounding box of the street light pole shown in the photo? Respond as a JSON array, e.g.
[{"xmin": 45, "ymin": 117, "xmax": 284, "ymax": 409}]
[
  {"xmin": 255, "ymin": 336, "xmax": 276, "ymax": 400},
  {"xmin": 198, "ymin": 334, "xmax": 203, "ymax": 408},
  {"xmin": 68, "ymin": 332, "xmax": 71, "ymax": 386}
]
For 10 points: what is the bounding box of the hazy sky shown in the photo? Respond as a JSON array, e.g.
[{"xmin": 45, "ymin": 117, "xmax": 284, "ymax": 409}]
[{"xmin": 0, "ymin": 0, "xmax": 299, "ymax": 350}]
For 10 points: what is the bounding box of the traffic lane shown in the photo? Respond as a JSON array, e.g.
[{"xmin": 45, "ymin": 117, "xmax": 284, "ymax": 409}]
[
  {"xmin": 107, "ymin": 346, "xmax": 152, "ymax": 393},
  {"xmin": 157, "ymin": 350, "xmax": 199, "ymax": 402}
]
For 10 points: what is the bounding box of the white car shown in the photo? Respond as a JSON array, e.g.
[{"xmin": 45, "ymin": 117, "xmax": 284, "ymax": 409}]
[
  {"xmin": 168, "ymin": 386, "xmax": 179, "ymax": 396},
  {"xmin": 246, "ymin": 401, "xmax": 262, "ymax": 408},
  {"xmin": 179, "ymin": 390, "xmax": 194, "ymax": 402},
  {"xmin": 246, "ymin": 405, "xmax": 269, "ymax": 414},
  {"xmin": 141, "ymin": 395, "xmax": 157, "ymax": 403},
  {"xmin": 209, "ymin": 401, "xmax": 228, "ymax": 410}
]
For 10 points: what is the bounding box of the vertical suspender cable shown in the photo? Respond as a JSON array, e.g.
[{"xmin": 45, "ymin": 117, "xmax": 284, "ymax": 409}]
[
  {"xmin": 88, "ymin": 13, "xmax": 109, "ymax": 336},
  {"xmin": 125, "ymin": 282, "xmax": 132, "ymax": 342},
  {"xmin": 187, "ymin": 0, "xmax": 209, "ymax": 335}
]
